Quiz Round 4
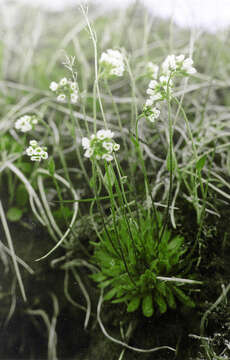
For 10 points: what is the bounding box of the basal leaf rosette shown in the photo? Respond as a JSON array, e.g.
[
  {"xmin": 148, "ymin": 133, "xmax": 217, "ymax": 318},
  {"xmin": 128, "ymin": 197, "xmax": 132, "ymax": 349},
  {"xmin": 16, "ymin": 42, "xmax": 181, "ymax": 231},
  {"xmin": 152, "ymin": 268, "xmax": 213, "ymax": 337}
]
[{"xmin": 91, "ymin": 210, "xmax": 197, "ymax": 317}]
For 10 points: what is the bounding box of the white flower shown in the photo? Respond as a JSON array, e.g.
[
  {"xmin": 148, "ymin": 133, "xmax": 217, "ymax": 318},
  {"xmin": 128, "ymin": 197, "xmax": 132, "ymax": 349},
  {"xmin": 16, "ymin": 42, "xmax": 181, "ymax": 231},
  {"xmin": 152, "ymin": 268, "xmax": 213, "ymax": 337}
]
[
  {"xmin": 107, "ymin": 49, "xmax": 123, "ymax": 60},
  {"xmin": 148, "ymin": 107, "xmax": 160, "ymax": 123},
  {"xmin": 162, "ymin": 55, "xmax": 177, "ymax": 75},
  {"xmin": 182, "ymin": 58, "xmax": 196, "ymax": 74},
  {"xmin": 82, "ymin": 137, "xmax": 90, "ymax": 149},
  {"xmin": 113, "ymin": 143, "xmax": 120, "ymax": 151},
  {"xmin": 34, "ymin": 147, "xmax": 43, "ymax": 155},
  {"xmin": 26, "ymin": 146, "xmax": 34, "ymax": 156},
  {"xmin": 145, "ymin": 98, "xmax": 154, "ymax": 107},
  {"xmin": 150, "ymin": 93, "xmax": 162, "ymax": 101},
  {"xmin": 71, "ymin": 92, "xmax": 78, "ymax": 104},
  {"xmin": 97, "ymin": 129, "xmax": 107, "ymax": 140},
  {"xmin": 104, "ymin": 130, "xmax": 114, "ymax": 139},
  {"xmin": 41, "ymin": 152, "xmax": 48, "ymax": 160},
  {"xmin": 49, "ymin": 81, "xmax": 58, "ymax": 91},
  {"xmin": 147, "ymin": 62, "xmax": 159, "ymax": 79},
  {"xmin": 148, "ymin": 80, "xmax": 158, "ymax": 89},
  {"xmin": 102, "ymin": 154, "xmax": 113, "ymax": 162},
  {"xmin": 57, "ymin": 94, "xmax": 66, "ymax": 102},
  {"xmin": 84, "ymin": 148, "xmax": 94, "ymax": 158},
  {"xmin": 102, "ymin": 142, "xmax": 113, "ymax": 153},
  {"xmin": 59, "ymin": 77, "xmax": 68, "ymax": 86},
  {"xmin": 110, "ymin": 65, "xmax": 124, "ymax": 77},
  {"xmin": 30, "ymin": 140, "xmax": 37, "ymax": 146},
  {"xmin": 70, "ymin": 82, "xmax": 77, "ymax": 91},
  {"xmin": 15, "ymin": 116, "xmax": 31, "ymax": 132},
  {"xmin": 146, "ymin": 88, "xmax": 155, "ymax": 96},
  {"xmin": 31, "ymin": 156, "xmax": 41, "ymax": 162},
  {"xmin": 159, "ymin": 75, "xmax": 172, "ymax": 85},
  {"xmin": 176, "ymin": 54, "xmax": 185, "ymax": 63}
]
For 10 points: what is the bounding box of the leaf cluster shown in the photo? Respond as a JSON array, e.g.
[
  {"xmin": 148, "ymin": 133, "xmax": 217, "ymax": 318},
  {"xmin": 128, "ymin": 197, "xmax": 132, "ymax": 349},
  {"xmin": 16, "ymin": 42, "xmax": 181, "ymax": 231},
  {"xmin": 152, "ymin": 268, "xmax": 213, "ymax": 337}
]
[{"xmin": 91, "ymin": 208, "xmax": 196, "ymax": 317}]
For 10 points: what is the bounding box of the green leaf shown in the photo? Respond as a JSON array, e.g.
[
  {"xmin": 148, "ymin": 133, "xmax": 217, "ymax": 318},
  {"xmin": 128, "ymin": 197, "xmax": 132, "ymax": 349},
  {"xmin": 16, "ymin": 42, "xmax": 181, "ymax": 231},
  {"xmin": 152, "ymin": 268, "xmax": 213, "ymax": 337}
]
[
  {"xmin": 127, "ymin": 296, "xmax": 141, "ymax": 312},
  {"xmin": 142, "ymin": 294, "xmax": 154, "ymax": 317},
  {"xmin": 166, "ymin": 287, "xmax": 176, "ymax": 309},
  {"xmin": 17, "ymin": 162, "xmax": 33, "ymax": 174},
  {"xmin": 167, "ymin": 236, "xmax": 183, "ymax": 252},
  {"xmin": 112, "ymin": 294, "xmax": 131, "ymax": 303},
  {"xmin": 156, "ymin": 281, "xmax": 167, "ymax": 297},
  {"xmin": 172, "ymin": 286, "xmax": 195, "ymax": 308},
  {"xmin": 196, "ymin": 155, "xmax": 207, "ymax": 172},
  {"xmin": 16, "ymin": 184, "xmax": 28, "ymax": 207},
  {"xmin": 155, "ymin": 293, "xmax": 167, "ymax": 314},
  {"xmin": 48, "ymin": 157, "xmax": 55, "ymax": 176},
  {"xmin": 7, "ymin": 207, "xmax": 23, "ymax": 222},
  {"xmin": 104, "ymin": 287, "xmax": 118, "ymax": 301},
  {"xmin": 98, "ymin": 278, "xmax": 114, "ymax": 289},
  {"xmin": 90, "ymin": 272, "xmax": 107, "ymax": 282}
]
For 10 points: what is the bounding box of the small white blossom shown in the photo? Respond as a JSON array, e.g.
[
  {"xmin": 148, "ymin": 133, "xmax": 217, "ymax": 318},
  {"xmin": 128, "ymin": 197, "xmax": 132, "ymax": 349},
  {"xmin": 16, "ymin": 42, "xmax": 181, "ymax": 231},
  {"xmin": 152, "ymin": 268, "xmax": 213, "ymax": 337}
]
[
  {"xmin": 150, "ymin": 93, "xmax": 162, "ymax": 101},
  {"xmin": 102, "ymin": 154, "xmax": 113, "ymax": 162},
  {"xmin": 41, "ymin": 152, "xmax": 48, "ymax": 160},
  {"xmin": 49, "ymin": 81, "xmax": 58, "ymax": 91},
  {"xmin": 34, "ymin": 147, "xmax": 43, "ymax": 155},
  {"xmin": 82, "ymin": 137, "xmax": 90, "ymax": 149},
  {"xmin": 30, "ymin": 140, "xmax": 37, "ymax": 146},
  {"xmin": 70, "ymin": 82, "xmax": 77, "ymax": 91},
  {"xmin": 57, "ymin": 94, "xmax": 66, "ymax": 102},
  {"xmin": 26, "ymin": 146, "xmax": 34, "ymax": 156},
  {"xmin": 148, "ymin": 80, "xmax": 158, "ymax": 89},
  {"xmin": 148, "ymin": 107, "xmax": 160, "ymax": 123},
  {"xmin": 113, "ymin": 143, "xmax": 120, "ymax": 151},
  {"xmin": 145, "ymin": 98, "xmax": 154, "ymax": 107},
  {"xmin": 176, "ymin": 54, "xmax": 185, "ymax": 62},
  {"xmin": 181, "ymin": 58, "xmax": 196, "ymax": 74},
  {"xmin": 84, "ymin": 148, "xmax": 94, "ymax": 158},
  {"xmin": 147, "ymin": 62, "xmax": 159, "ymax": 79},
  {"xmin": 71, "ymin": 92, "xmax": 78, "ymax": 104},
  {"xmin": 97, "ymin": 129, "xmax": 107, "ymax": 140},
  {"xmin": 102, "ymin": 142, "xmax": 113, "ymax": 153},
  {"xmin": 162, "ymin": 55, "xmax": 177, "ymax": 74},
  {"xmin": 104, "ymin": 130, "xmax": 114, "ymax": 139},
  {"xmin": 59, "ymin": 77, "xmax": 68, "ymax": 86},
  {"xmin": 146, "ymin": 88, "xmax": 155, "ymax": 96}
]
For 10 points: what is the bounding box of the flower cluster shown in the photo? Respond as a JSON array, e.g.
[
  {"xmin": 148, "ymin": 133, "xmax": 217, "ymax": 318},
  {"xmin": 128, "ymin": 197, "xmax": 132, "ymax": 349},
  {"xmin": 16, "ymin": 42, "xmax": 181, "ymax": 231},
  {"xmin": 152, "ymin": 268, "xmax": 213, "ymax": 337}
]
[
  {"xmin": 15, "ymin": 114, "xmax": 38, "ymax": 133},
  {"xmin": 99, "ymin": 49, "xmax": 125, "ymax": 77},
  {"xmin": 49, "ymin": 77, "xmax": 79, "ymax": 104},
  {"xmin": 82, "ymin": 129, "xmax": 120, "ymax": 162},
  {"xmin": 26, "ymin": 140, "xmax": 48, "ymax": 162},
  {"xmin": 143, "ymin": 54, "xmax": 196, "ymax": 123},
  {"xmin": 162, "ymin": 54, "xmax": 196, "ymax": 76}
]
